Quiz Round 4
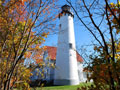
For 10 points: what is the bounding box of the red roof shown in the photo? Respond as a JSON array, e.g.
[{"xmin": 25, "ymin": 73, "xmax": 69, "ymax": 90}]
[{"xmin": 45, "ymin": 46, "xmax": 83, "ymax": 62}]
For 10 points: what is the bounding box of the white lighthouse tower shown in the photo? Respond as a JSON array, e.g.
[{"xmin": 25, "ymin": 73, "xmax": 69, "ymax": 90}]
[{"xmin": 54, "ymin": 5, "xmax": 79, "ymax": 85}]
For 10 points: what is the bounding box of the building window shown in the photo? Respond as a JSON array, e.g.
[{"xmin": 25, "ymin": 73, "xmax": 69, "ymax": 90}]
[{"xmin": 69, "ymin": 43, "xmax": 72, "ymax": 49}]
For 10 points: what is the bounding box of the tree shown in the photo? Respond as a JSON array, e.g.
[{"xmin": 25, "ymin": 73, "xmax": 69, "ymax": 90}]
[
  {"xmin": 66, "ymin": 0, "xmax": 120, "ymax": 90},
  {"xmin": 0, "ymin": 0, "xmax": 58, "ymax": 90}
]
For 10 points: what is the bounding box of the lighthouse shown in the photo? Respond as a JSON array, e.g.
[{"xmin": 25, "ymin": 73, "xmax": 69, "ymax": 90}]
[{"xmin": 54, "ymin": 5, "xmax": 79, "ymax": 85}]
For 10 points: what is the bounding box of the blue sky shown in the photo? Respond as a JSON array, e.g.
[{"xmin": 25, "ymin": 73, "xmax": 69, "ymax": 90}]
[
  {"xmin": 43, "ymin": 0, "xmax": 117, "ymax": 52},
  {"xmin": 43, "ymin": 0, "xmax": 93, "ymax": 51}
]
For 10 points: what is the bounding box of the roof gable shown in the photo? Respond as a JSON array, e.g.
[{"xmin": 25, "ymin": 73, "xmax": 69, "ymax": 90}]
[{"xmin": 45, "ymin": 46, "xmax": 83, "ymax": 62}]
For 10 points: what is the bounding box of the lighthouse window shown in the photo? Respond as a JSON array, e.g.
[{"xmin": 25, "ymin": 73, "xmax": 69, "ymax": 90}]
[
  {"xmin": 59, "ymin": 24, "xmax": 61, "ymax": 29},
  {"xmin": 69, "ymin": 43, "xmax": 72, "ymax": 49}
]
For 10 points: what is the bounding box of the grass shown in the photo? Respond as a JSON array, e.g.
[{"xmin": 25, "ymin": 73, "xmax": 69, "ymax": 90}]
[{"xmin": 31, "ymin": 82, "xmax": 92, "ymax": 90}]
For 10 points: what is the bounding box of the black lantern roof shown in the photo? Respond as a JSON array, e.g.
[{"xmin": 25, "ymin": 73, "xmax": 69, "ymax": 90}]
[
  {"xmin": 59, "ymin": 4, "xmax": 74, "ymax": 18},
  {"xmin": 61, "ymin": 4, "xmax": 71, "ymax": 12}
]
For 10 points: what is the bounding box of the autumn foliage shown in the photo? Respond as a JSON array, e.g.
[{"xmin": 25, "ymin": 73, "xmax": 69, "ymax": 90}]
[
  {"xmin": 0, "ymin": 0, "xmax": 57, "ymax": 90},
  {"xmin": 82, "ymin": 1, "xmax": 120, "ymax": 90}
]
